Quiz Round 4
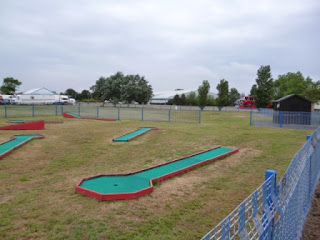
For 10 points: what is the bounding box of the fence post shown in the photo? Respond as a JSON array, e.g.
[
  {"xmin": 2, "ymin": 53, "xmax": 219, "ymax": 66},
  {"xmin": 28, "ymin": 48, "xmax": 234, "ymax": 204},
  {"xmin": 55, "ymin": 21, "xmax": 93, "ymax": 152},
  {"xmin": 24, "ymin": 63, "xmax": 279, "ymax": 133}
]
[
  {"xmin": 61, "ymin": 106, "xmax": 64, "ymax": 116},
  {"xmin": 78, "ymin": 103, "xmax": 80, "ymax": 116},
  {"xmin": 250, "ymin": 111, "xmax": 253, "ymax": 126},
  {"xmin": 97, "ymin": 107, "xmax": 99, "ymax": 118},
  {"xmin": 141, "ymin": 109, "xmax": 144, "ymax": 121},
  {"xmin": 32, "ymin": 104, "xmax": 35, "ymax": 117},
  {"xmin": 55, "ymin": 104, "xmax": 58, "ymax": 116},
  {"xmin": 280, "ymin": 111, "xmax": 283, "ymax": 128},
  {"xmin": 117, "ymin": 108, "xmax": 120, "ymax": 120},
  {"xmin": 265, "ymin": 169, "xmax": 277, "ymax": 239},
  {"xmin": 168, "ymin": 109, "xmax": 171, "ymax": 122},
  {"xmin": 4, "ymin": 104, "xmax": 7, "ymax": 118},
  {"xmin": 199, "ymin": 110, "xmax": 201, "ymax": 124}
]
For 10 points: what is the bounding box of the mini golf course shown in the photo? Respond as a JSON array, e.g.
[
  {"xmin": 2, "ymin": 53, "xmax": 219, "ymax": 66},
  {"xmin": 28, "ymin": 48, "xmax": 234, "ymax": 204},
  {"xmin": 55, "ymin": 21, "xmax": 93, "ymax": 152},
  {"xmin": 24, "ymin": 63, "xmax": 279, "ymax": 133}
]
[
  {"xmin": 63, "ymin": 112, "xmax": 116, "ymax": 121},
  {"xmin": 113, "ymin": 127, "xmax": 158, "ymax": 142},
  {"xmin": 0, "ymin": 134, "xmax": 44, "ymax": 159},
  {"xmin": 0, "ymin": 120, "xmax": 45, "ymax": 130},
  {"xmin": 76, "ymin": 146, "xmax": 238, "ymax": 200}
]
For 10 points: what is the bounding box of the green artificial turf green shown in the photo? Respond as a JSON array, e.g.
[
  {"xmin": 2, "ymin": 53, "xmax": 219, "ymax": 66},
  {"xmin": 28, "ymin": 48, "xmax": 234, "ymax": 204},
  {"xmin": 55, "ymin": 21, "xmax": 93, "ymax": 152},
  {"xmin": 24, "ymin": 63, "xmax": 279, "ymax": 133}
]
[{"xmin": 113, "ymin": 127, "xmax": 154, "ymax": 142}]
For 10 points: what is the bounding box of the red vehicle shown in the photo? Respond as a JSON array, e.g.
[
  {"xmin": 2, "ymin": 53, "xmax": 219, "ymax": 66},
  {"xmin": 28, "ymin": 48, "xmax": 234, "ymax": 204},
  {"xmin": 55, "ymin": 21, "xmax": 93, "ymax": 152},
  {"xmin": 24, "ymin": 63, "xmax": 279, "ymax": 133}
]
[
  {"xmin": 0, "ymin": 95, "xmax": 4, "ymax": 105},
  {"xmin": 237, "ymin": 96, "xmax": 257, "ymax": 109}
]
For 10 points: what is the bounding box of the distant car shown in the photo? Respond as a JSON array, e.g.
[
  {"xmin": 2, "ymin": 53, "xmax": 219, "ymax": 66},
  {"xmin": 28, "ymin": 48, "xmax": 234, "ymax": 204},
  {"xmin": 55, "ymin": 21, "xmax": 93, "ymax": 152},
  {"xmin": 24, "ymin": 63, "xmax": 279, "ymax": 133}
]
[
  {"xmin": 118, "ymin": 102, "xmax": 123, "ymax": 104},
  {"xmin": 104, "ymin": 100, "xmax": 110, "ymax": 103},
  {"xmin": 0, "ymin": 96, "xmax": 4, "ymax": 105}
]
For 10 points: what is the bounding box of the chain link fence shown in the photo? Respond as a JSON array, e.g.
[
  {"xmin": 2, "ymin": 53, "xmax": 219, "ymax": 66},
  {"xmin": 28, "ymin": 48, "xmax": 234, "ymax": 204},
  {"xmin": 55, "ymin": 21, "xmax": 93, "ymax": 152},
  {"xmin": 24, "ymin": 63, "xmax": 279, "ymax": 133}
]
[
  {"xmin": 250, "ymin": 109, "xmax": 320, "ymax": 129},
  {"xmin": 202, "ymin": 127, "xmax": 320, "ymax": 239},
  {"xmin": 0, "ymin": 104, "xmax": 201, "ymax": 124}
]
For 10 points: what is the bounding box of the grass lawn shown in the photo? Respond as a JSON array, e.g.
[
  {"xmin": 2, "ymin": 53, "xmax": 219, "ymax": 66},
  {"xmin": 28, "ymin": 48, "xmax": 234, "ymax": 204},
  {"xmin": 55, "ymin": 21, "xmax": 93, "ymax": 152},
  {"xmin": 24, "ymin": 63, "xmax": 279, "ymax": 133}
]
[{"xmin": 0, "ymin": 112, "xmax": 313, "ymax": 240}]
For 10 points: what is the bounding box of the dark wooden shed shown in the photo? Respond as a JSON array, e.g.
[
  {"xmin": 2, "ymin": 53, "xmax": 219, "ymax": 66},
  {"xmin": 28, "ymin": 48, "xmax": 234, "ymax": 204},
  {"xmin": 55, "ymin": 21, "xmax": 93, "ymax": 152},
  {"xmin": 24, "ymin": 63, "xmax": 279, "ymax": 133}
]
[
  {"xmin": 272, "ymin": 94, "xmax": 312, "ymax": 125},
  {"xmin": 272, "ymin": 94, "xmax": 312, "ymax": 112}
]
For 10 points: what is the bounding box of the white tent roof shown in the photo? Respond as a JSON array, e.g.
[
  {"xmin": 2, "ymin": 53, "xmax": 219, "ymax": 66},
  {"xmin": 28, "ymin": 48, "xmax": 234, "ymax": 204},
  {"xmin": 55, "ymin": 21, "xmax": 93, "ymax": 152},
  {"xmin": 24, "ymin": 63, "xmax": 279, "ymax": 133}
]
[{"xmin": 23, "ymin": 87, "xmax": 57, "ymax": 95}]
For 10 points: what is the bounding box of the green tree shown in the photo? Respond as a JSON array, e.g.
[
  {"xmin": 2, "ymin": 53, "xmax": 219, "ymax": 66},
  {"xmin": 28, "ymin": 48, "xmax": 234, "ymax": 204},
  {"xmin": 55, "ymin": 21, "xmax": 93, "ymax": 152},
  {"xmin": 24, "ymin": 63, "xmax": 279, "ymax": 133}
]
[
  {"xmin": 180, "ymin": 94, "xmax": 187, "ymax": 105},
  {"xmin": 64, "ymin": 88, "xmax": 78, "ymax": 99},
  {"xmin": 90, "ymin": 72, "xmax": 153, "ymax": 106},
  {"xmin": 80, "ymin": 90, "xmax": 91, "ymax": 100},
  {"xmin": 172, "ymin": 94, "xmax": 181, "ymax": 105},
  {"xmin": 250, "ymin": 84, "xmax": 258, "ymax": 99},
  {"xmin": 0, "ymin": 77, "xmax": 22, "ymax": 94},
  {"xmin": 206, "ymin": 95, "xmax": 215, "ymax": 106},
  {"xmin": 255, "ymin": 65, "xmax": 274, "ymax": 108},
  {"xmin": 198, "ymin": 80, "xmax": 210, "ymax": 110},
  {"xmin": 186, "ymin": 91, "xmax": 197, "ymax": 106},
  {"xmin": 274, "ymin": 72, "xmax": 316, "ymax": 100},
  {"xmin": 229, "ymin": 88, "xmax": 240, "ymax": 105},
  {"xmin": 216, "ymin": 79, "xmax": 229, "ymax": 110}
]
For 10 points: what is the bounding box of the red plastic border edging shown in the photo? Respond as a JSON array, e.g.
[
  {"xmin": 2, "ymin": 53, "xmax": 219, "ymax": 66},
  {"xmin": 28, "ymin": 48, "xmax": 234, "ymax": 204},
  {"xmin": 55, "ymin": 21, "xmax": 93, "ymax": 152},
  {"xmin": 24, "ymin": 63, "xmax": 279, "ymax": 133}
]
[
  {"xmin": 63, "ymin": 112, "xmax": 116, "ymax": 121},
  {"xmin": 0, "ymin": 121, "xmax": 45, "ymax": 130},
  {"xmin": 75, "ymin": 147, "xmax": 239, "ymax": 201},
  {"xmin": 0, "ymin": 135, "xmax": 44, "ymax": 159}
]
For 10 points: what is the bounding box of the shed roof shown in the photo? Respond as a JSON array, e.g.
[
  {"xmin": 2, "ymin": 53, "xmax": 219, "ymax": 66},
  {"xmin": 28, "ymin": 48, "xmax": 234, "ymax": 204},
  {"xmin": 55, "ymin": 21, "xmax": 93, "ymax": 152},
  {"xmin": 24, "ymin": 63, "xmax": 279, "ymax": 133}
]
[{"xmin": 272, "ymin": 94, "xmax": 312, "ymax": 103}]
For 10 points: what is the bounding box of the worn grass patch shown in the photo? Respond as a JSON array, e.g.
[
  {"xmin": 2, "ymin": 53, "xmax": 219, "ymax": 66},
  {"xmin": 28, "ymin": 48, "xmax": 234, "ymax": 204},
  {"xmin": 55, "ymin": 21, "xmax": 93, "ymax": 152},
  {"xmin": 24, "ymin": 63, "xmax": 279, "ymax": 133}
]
[{"xmin": 0, "ymin": 112, "xmax": 313, "ymax": 239}]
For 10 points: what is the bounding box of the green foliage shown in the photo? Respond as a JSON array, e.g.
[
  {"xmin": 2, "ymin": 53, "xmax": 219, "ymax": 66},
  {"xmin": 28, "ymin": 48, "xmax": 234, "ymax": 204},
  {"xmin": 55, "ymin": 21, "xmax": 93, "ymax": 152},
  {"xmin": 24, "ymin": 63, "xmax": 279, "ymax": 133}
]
[
  {"xmin": 255, "ymin": 65, "xmax": 274, "ymax": 108},
  {"xmin": 64, "ymin": 88, "xmax": 78, "ymax": 99},
  {"xmin": 302, "ymin": 87, "xmax": 320, "ymax": 103},
  {"xmin": 0, "ymin": 77, "xmax": 22, "ymax": 94},
  {"xmin": 250, "ymin": 84, "xmax": 257, "ymax": 98},
  {"xmin": 180, "ymin": 94, "xmax": 187, "ymax": 105},
  {"xmin": 79, "ymin": 90, "xmax": 91, "ymax": 100},
  {"xmin": 198, "ymin": 80, "xmax": 210, "ymax": 109},
  {"xmin": 186, "ymin": 91, "xmax": 198, "ymax": 106},
  {"xmin": 229, "ymin": 88, "xmax": 240, "ymax": 105},
  {"xmin": 274, "ymin": 72, "xmax": 311, "ymax": 99},
  {"xmin": 90, "ymin": 72, "xmax": 153, "ymax": 105},
  {"xmin": 216, "ymin": 79, "xmax": 229, "ymax": 109},
  {"xmin": 206, "ymin": 95, "xmax": 215, "ymax": 106},
  {"xmin": 172, "ymin": 94, "xmax": 181, "ymax": 105}
]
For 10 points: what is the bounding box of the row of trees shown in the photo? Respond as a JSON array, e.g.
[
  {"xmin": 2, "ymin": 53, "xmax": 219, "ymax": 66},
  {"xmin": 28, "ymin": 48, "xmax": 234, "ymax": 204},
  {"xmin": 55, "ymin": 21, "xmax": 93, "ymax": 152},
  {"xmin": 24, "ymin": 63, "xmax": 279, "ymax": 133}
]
[{"xmin": 250, "ymin": 66, "xmax": 320, "ymax": 108}]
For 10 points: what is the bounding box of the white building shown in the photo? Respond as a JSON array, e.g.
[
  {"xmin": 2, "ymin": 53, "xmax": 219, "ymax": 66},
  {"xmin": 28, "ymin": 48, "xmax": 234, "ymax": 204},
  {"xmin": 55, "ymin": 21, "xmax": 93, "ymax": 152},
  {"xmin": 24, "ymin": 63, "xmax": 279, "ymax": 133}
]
[
  {"xmin": 151, "ymin": 89, "xmax": 217, "ymax": 104},
  {"xmin": 16, "ymin": 87, "xmax": 75, "ymax": 105}
]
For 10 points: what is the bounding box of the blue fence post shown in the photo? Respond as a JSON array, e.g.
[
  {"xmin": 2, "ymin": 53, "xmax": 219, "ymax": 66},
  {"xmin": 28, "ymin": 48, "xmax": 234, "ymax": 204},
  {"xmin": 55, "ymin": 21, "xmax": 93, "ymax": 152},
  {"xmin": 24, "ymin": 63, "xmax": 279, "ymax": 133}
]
[
  {"xmin": 117, "ymin": 108, "xmax": 120, "ymax": 120},
  {"xmin": 250, "ymin": 111, "xmax": 253, "ymax": 126},
  {"xmin": 32, "ymin": 104, "xmax": 35, "ymax": 117},
  {"xmin": 55, "ymin": 104, "xmax": 58, "ymax": 116},
  {"xmin": 265, "ymin": 169, "xmax": 277, "ymax": 239},
  {"xmin": 279, "ymin": 111, "xmax": 283, "ymax": 128},
  {"xmin": 78, "ymin": 103, "xmax": 80, "ymax": 116},
  {"xmin": 4, "ymin": 104, "xmax": 7, "ymax": 118},
  {"xmin": 199, "ymin": 110, "xmax": 201, "ymax": 124},
  {"xmin": 168, "ymin": 109, "xmax": 171, "ymax": 122},
  {"xmin": 97, "ymin": 107, "xmax": 99, "ymax": 118},
  {"xmin": 141, "ymin": 109, "xmax": 144, "ymax": 121},
  {"xmin": 61, "ymin": 106, "xmax": 64, "ymax": 116}
]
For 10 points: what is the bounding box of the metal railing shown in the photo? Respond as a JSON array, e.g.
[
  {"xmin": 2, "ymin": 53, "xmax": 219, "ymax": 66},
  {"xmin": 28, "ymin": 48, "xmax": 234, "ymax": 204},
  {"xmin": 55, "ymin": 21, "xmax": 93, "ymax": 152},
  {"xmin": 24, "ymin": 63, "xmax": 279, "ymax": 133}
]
[
  {"xmin": 201, "ymin": 127, "xmax": 320, "ymax": 239},
  {"xmin": 250, "ymin": 109, "xmax": 320, "ymax": 129},
  {"xmin": 0, "ymin": 104, "xmax": 201, "ymax": 124}
]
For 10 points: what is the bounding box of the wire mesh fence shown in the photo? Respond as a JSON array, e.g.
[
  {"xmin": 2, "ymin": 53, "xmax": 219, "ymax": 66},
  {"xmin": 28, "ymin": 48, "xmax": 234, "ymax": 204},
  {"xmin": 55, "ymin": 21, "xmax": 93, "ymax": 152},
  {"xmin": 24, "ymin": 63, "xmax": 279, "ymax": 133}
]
[
  {"xmin": 0, "ymin": 104, "xmax": 201, "ymax": 124},
  {"xmin": 251, "ymin": 109, "xmax": 320, "ymax": 129},
  {"xmin": 201, "ymin": 127, "xmax": 320, "ymax": 240}
]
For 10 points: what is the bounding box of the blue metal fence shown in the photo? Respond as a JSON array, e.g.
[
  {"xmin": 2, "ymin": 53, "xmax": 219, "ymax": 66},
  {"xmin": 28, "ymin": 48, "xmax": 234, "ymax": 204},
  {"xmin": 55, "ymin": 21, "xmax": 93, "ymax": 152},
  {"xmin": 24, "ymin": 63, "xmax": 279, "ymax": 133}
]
[
  {"xmin": 201, "ymin": 127, "xmax": 320, "ymax": 239},
  {"xmin": 0, "ymin": 104, "xmax": 201, "ymax": 124},
  {"xmin": 250, "ymin": 109, "xmax": 320, "ymax": 129}
]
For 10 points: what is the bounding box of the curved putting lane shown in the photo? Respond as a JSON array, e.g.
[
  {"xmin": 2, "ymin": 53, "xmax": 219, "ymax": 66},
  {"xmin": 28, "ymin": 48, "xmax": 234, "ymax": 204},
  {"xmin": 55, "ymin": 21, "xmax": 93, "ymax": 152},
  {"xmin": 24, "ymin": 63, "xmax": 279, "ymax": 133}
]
[{"xmin": 76, "ymin": 146, "xmax": 238, "ymax": 200}]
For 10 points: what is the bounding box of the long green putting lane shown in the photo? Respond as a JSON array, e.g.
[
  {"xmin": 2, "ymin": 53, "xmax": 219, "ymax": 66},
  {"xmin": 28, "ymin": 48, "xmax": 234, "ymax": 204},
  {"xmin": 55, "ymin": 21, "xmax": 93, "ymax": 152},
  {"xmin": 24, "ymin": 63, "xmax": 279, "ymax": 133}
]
[
  {"xmin": 78, "ymin": 146, "xmax": 238, "ymax": 199},
  {"xmin": 0, "ymin": 135, "xmax": 43, "ymax": 159},
  {"xmin": 113, "ymin": 127, "xmax": 156, "ymax": 142}
]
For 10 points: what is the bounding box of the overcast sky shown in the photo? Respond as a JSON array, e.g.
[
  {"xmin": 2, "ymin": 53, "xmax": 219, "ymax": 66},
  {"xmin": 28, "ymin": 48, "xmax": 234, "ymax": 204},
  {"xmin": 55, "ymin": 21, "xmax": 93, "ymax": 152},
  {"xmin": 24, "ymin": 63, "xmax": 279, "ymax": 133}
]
[{"xmin": 1, "ymin": 0, "xmax": 319, "ymax": 95}]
